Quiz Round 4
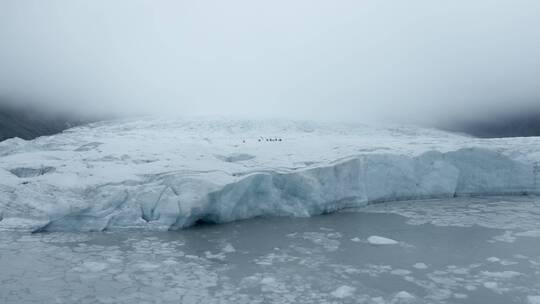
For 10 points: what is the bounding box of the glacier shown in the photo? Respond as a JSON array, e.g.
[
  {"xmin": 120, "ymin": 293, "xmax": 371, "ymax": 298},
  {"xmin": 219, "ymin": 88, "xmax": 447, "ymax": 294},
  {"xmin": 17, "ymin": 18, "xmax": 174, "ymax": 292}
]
[{"xmin": 0, "ymin": 117, "xmax": 539, "ymax": 232}]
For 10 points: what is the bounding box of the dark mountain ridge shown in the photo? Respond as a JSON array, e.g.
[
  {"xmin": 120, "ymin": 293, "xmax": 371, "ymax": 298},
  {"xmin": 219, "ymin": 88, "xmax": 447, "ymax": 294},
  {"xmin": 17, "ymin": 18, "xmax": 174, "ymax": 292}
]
[
  {"xmin": 0, "ymin": 102, "xmax": 94, "ymax": 142},
  {"xmin": 439, "ymin": 109, "xmax": 540, "ymax": 138}
]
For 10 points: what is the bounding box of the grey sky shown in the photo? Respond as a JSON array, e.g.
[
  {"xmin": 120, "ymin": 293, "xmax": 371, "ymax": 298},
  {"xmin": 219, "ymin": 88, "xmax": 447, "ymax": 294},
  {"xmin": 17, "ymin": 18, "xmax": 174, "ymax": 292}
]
[{"xmin": 1, "ymin": 0, "xmax": 539, "ymax": 123}]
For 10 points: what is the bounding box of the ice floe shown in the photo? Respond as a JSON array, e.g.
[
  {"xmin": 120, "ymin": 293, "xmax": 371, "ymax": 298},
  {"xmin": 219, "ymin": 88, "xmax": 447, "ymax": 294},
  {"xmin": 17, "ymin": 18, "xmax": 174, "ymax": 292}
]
[{"xmin": 367, "ymin": 236, "xmax": 399, "ymax": 245}]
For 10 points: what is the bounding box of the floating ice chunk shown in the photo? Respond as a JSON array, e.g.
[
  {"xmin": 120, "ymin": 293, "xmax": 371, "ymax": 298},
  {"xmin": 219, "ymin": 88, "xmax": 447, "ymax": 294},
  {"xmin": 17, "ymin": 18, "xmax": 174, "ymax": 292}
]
[
  {"xmin": 290, "ymin": 232, "xmax": 341, "ymax": 251},
  {"xmin": 222, "ymin": 243, "xmax": 236, "ymax": 253},
  {"xmin": 492, "ymin": 231, "xmax": 516, "ymax": 243},
  {"xmin": 331, "ymin": 285, "xmax": 356, "ymax": 298},
  {"xmin": 481, "ymin": 271, "xmax": 522, "ymax": 279},
  {"xmin": 449, "ymin": 267, "xmax": 469, "ymax": 275},
  {"xmin": 163, "ymin": 259, "xmax": 178, "ymax": 266},
  {"xmin": 136, "ymin": 262, "xmax": 160, "ymax": 271},
  {"xmin": 483, "ymin": 282, "xmax": 499, "ymax": 291},
  {"xmin": 393, "ymin": 291, "xmax": 415, "ymax": 301},
  {"xmin": 453, "ymin": 293, "xmax": 468, "ymax": 299},
  {"xmin": 390, "ymin": 269, "xmax": 411, "ymax": 276},
  {"xmin": 350, "ymin": 237, "xmax": 362, "ymax": 242},
  {"xmin": 528, "ymin": 295, "xmax": 540, "ymax": 304},
  {"xmin": 486, "ymin": 257, "xmax": 500, "ymax": 263},
  {"xmin": 371, "ymin": 297, "xmax": 386, "ymax": 304},
  {"xmin": 428, "ymin": 289, "xmax": 453, "ymax": 301},
  {"xmin": 396, "ymin": 291, "xmax": 414, "ymax": 298},
  {"xmin": 82, "ymin": 261, "xmax": 108, "ymax": 272},
  {"xmin": 412, "ymin": 263, "xmax": 428, "ymax": 269},
  {"xmin": 204, "ymin": 251, "xmax": 226, "ymax": 260},
  {"xmin": 260, "ymin": 277, "xmax": 276, "ymax": 285},
  {"xmin": 367, "ymin": 236, "xmax": 399, "ymax": 245},
  {"xmin": 516, "ymin": 230, "xmax": 540, "ymax": 237},
  {"xmin": 500, "ymin": 259, "xmax": 518, "ymax": 266}
]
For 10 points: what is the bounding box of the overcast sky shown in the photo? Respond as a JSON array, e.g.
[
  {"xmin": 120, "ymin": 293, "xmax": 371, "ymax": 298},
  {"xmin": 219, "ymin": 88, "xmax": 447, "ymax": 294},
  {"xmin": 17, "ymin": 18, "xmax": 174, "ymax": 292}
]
[{"xmin": 1, "ymin": 0, "xmax": 539, "ymax": 123}]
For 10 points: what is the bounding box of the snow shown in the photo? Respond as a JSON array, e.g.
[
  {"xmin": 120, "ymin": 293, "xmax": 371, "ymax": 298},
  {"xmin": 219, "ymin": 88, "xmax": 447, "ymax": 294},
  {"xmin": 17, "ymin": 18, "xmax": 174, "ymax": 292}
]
[
  {"xmin": 1, "ymin": 117, "xmax": 540, "ymax": 232},
  {"xmin": 368, "ymin": 236, "xmax": 399, "ymax": 245}
]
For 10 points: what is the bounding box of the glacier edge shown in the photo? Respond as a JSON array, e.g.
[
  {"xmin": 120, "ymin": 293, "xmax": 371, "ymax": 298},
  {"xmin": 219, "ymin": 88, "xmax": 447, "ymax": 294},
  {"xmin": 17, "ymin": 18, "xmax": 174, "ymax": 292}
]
[{"xmin": 3, "ymin": 147, "xmax": 538, "ymax": 232}]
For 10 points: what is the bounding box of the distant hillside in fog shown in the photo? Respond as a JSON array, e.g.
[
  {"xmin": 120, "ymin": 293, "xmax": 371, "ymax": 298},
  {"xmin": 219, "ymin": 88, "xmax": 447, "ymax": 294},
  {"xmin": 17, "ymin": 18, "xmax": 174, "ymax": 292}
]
[
  {"xmin": 439, "ymin": 110, "xmax": 540, "ymax": 138},
  {"xmin": 0, "ymin": 102, "xmax": 94, "ymax": 142},
  {"xmin": 2, "ymin": 99, "xmax": 539, "ymax": 142}
]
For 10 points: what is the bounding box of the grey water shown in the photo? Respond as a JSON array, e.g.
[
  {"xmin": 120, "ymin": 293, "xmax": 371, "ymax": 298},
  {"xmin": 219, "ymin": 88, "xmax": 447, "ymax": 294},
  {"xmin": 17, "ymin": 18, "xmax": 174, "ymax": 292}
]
[{"xmin": 1, "ymin": 197, "xmax": 540, "ymax": 304}]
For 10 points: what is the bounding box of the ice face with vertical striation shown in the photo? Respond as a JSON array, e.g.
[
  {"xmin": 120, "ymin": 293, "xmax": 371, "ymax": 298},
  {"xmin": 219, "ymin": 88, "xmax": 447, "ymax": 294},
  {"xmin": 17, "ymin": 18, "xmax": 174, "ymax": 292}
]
[{"xmin": 0, "ymin": 117, "xmax": 539, "ymax": 232}]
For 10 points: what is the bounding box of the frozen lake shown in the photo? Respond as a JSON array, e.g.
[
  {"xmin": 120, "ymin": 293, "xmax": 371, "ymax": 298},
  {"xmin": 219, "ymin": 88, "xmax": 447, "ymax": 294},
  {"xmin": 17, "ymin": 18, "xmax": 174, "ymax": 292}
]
[{"xmin": 1, "ymin": 196, "xmax": 540, "ymax": 304}]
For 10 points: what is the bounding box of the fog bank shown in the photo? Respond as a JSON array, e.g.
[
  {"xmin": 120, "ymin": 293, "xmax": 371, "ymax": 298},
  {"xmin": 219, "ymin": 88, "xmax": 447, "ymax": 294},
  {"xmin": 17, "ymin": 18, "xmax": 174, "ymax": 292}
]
[{"xmin": 1, "ymin": 0, "xmax": 539, "ymax": 124}]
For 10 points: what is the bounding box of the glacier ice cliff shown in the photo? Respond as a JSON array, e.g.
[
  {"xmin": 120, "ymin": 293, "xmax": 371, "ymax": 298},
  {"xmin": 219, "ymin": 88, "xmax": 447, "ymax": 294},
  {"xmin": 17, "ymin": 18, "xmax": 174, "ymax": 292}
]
[{"xmin": 0, "ymin": 118, "xmax": 539, "ymax": 232}]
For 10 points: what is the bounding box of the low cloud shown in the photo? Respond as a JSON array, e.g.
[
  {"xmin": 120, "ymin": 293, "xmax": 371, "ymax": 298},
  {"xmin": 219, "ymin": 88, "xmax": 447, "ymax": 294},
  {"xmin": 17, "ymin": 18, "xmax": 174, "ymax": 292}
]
[{"xmin": 1, "ymin": 0, "xmax": 539, "ymax": 124}]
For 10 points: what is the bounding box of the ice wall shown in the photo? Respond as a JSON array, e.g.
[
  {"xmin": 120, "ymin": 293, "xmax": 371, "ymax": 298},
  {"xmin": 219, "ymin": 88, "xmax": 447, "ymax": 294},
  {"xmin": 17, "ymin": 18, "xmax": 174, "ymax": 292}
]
[{"xmin": 6, "ymin": 147, "xmax": 535, "ymax": 232}]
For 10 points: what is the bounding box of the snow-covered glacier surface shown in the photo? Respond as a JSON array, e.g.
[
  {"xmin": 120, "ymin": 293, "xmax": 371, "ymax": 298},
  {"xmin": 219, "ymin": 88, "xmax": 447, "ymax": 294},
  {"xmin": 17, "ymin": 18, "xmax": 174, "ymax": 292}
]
[{"xmin": 1, "ymin": 118, "xmax": 539, "ymax": 232}]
